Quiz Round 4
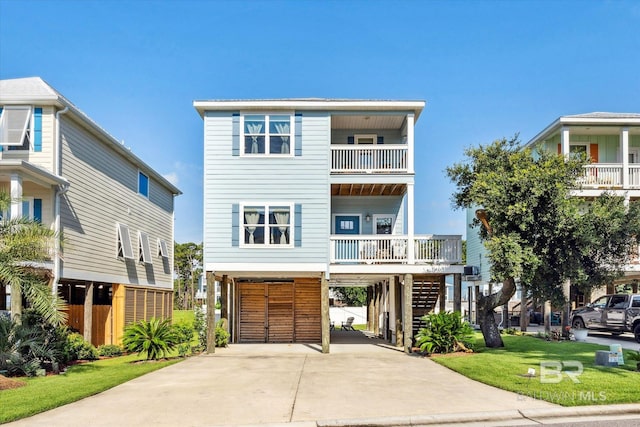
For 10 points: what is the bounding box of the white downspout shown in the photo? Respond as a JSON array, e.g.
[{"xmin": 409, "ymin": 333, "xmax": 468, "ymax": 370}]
[{"xmin": 53, "ymin": 106, "xmax": 69, "ymax": 295}]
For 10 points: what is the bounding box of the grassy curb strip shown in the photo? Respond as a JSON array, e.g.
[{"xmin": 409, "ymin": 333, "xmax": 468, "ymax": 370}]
[
  {"xmin": 431, "ymin": 334, "xmax": 640, "ymax": 406},
  {"xmin": 0, "ymin": 355, "xmax": 181, "ymax": 423}
]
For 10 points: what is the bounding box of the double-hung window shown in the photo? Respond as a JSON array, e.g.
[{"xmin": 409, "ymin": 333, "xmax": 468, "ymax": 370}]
[
  {"xmin": 0, "ymin": 106, "xmax": 32, "ymax": 151},
  {"xmin": 242, "ymin": 114, "xmax": 292, "ymax": 155},
  {"xmin": 242, "ymin": 203, "xmax": 292, "ymax": 246}
]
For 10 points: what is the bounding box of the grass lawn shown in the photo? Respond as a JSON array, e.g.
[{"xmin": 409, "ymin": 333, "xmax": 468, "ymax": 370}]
[
  {"xmin": 173, "ymin": 309, "xmax": 195, "ymax": 324},
  {"xmin": 431, "ymin": 333, "xmax": 640, "ymax": 406},
  {"xmin": 0, "ymin": 354, "xmax": 181, "ymax": 423}
]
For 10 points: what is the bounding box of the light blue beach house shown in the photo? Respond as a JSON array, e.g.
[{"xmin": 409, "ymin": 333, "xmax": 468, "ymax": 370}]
[{"xmin": 194, "ymin": 99, "xmax": 464, "ymax": 352}]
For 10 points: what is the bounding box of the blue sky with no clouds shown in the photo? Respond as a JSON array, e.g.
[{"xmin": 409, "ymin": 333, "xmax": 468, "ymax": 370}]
[{"xmin": 1, "ymin": 0, "xmax": 639, "ymax": 243}]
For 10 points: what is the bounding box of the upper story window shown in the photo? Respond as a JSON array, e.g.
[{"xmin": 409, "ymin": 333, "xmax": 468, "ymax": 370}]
[
  {"xmin": 138, "ymin": 171, "xmax": 149, "ymax": 197},
  {"xmin": 243, "ymin": 114, "xmax": 292, "ymax": 155},
  {"xmin": 0, "ymin": 106, "xmax": 31, "ymax": 151},
  {"xmin": 242, "ymin": 203, "xmax": 292, "ymax": 246}
]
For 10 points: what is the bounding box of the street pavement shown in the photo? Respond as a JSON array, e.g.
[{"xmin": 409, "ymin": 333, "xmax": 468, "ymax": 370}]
[{"xmin": 5, "ymin": 330, "xmax": 640, "ymax": 427}]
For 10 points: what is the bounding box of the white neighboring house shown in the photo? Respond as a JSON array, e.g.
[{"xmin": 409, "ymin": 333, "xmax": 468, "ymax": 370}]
[
  {"xmin": 194, "ymin": 98, "xmax": 464, "ymax": 352},
  {"xmin": 0, "ymin": 77, "xmax": 181, "ymax": 345},
  {"xmin": 466, "ymin": 113, "xmax": 640, "ymax": 315}
]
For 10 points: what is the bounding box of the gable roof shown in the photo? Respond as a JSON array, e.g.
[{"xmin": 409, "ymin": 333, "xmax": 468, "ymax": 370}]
[
  {"xmin": 0, "ymin": 77, "xmax": 181, "ymax": 195},
  {"xmin": 525, "ymin": 112, "xmax": 640, "ymax": 147}
]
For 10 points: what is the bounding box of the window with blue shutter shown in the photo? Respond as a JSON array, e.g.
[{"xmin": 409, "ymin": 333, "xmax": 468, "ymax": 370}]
[
  {"xmin": 231, "ymin": 203, "xmax": 239, "ymax": 247},
  {"xmin": 347, "ymin": 136, "xmax": 354, "ymax": 144},
  {"xmin": 294, "ymin": 203, "xmax": 302, "ymax": 247},
  {"xmin": 377, "ymin": 136, "xmax": 384, "ymax": 144},
  {"xmin": 33, "ymin": 108, "xmax": 42, "ymax": 152},
  {"xmin": 138, "ymin": 171, "xmax": 149, "ymax": 197},
  {"xmin": 294, "ymin": 113, "xmax": 302, "ymax": 156},
  {"xmin": 232, "ymin": 113, "xmax": 240, "ymax": 156},
  {"xmin": 33, "ymin": 199, "xmax": 42, "ymax": 223}
]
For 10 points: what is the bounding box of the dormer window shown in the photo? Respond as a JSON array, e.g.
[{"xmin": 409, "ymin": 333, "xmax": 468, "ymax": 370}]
[{"xmin": 0, "ymin": 106, "xmax": 31, "ymax": 150}]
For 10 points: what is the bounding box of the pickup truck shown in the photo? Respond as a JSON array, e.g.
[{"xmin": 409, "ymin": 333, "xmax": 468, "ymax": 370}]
[{"xmin": 570, "ymin": 294, "xmax": 640, "ymax": 343}]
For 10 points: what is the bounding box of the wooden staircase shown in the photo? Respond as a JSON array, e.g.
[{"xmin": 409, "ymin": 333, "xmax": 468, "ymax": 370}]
[{"xmin": 412, "ymin": 279, "xmax": 440, "ymax": 336}]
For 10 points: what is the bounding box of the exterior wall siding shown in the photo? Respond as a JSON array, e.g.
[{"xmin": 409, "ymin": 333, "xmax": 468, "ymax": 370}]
[
  {"xmin": 59, "ymin": 115, "xmax": 174, "ymax": 288},
  {"xmin": 465, "ymin": 207, "xmax": 491, "ymax": 283},
  {"xmin": 203, "ymin": 111, "xmax": 330, "ymax": 266},
  {"xmin": 22, "ymin": 181, "xmax": 54, "ymax": 228},
  {"xmin": 331, "ymin": 129, "xmax": 403, "ymax": 145},
  {"xmin": 331, "ymin": 195, "xmax": 404, "ymax": 234}
]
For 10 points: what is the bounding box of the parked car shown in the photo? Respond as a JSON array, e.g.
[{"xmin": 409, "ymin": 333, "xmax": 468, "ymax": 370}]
[{"xmin": 570, "ymin": 294, "xmax": 640, "ymax": 343}]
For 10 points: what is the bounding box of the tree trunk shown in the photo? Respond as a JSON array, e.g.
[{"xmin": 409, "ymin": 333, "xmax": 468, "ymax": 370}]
[
  {"xmin": 477, "ymin": 277, "xmax": 517, "ymax": 348},
  {"xmin": 10, "ymin": 282, "xmax": 22, "ymax": 324}
]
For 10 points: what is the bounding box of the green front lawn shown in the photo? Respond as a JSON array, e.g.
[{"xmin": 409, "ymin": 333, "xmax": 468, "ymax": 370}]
[
  {"xmin": 432, "ymin": 334, "xmax": 640, "ymax": 406},
  {"xmin": 0, "ymin": 354, "xmax": 181, "ymax": 423}
]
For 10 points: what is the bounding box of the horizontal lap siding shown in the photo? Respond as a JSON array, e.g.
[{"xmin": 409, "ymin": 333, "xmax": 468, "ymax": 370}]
[
  {"xmin": 60, "ymin": 117, "xmax": 174, "ymax": 287},
  {"xmin": 331, "ymin": 196, "xmax": 404, "ymax": 234},
  {"xmin": 203, "ymin": 112, "xmax": 329, "ymax": 265}
]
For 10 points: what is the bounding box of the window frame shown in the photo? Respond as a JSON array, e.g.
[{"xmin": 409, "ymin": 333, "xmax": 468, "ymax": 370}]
[
  {"xmin": 240, "ymin": 113, "xmax": 294, "ymax": 157},
  {"xmin": 116, "ymin": 223, "xmax": 134, "ymax": 260},
  {"xmin": 138, "ymin": 170, "xmax": 149, "ymax": 198},
  {"xmin": 157, "ymin": 238, "xmax": 169, "ymax": 258},
  {"xmin": 355, "ymin": 134, "xmax": 378, "ymax": 145},
  {"xmin": 0, "ymin": 105, "xmax": 32, "ymax": 150},
  {"xmin": 240, "ymin": 202, "xmax": 294, "ymax": 248},
  {"xmin": 138, "ymin": 231, "xmax": 152, "ymax": 264}
]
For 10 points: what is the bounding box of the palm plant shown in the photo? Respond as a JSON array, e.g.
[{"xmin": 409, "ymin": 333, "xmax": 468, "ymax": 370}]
[
  {"xmin": 415, "ymin": 311, "xmax": 474, "ymax": 354},
  {"xmin": 0, "ymin": 190, "xmax": 66, "ymax": 325},
  {"xmin": 123, "ymin": 318, "xmax": 178, "ymax": 360}
]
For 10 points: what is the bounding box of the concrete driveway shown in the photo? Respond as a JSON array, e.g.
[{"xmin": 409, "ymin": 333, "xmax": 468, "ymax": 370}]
[{"xmin": 6, "ymin": 330, "xmax": 559, "ymax": 427}]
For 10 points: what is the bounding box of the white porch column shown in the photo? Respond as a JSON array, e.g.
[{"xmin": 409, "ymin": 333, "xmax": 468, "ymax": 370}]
[
  {"xmin": 561, "ymin": 126, "xmax": 570, "ymax": 155},
  {"xmin": 407, "ymin": 182, "xmax": 415, "ymax": 264},
  {"xmin": 621, "ymin": 127, "xmax": 629, "ymax": 189},
  {"xmin": 406, "ymin": 113, "xmax": 415, "ymax": 174},
  {"xmin": 10, "ymin": 174, "xmax": 23, "ymax": 219}
]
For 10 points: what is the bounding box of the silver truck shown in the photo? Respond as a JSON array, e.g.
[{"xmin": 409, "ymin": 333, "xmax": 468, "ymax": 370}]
[{"xmin": 570, "ymin": 294, "xmax": 640, "ymax": 343}]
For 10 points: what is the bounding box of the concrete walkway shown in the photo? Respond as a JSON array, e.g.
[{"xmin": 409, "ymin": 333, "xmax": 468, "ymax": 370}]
[{"xmin": 5, "ymin": 331, "xmax": 564, "ymax": 427}]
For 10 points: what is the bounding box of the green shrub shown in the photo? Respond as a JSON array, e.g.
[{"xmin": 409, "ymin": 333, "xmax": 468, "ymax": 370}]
[
  {"xmin": 415, "ymin": 311, "xmax": 474, "ymax": 354},
  {"xmin": 173, "ymin": 322, "xmax": 195, "ymax": 345},
  {"xmin": 194, "ymin": 307, "xmax": 206, "ymax": 348},
  {"xmin": 65, "ymin": 333, "xmax": 98, "ymax": 360},
  {"xmin": 215, "ymin": 319, "xmax": 230, "ymax": 347},
  {"xmin": 97, "ymin": 344, "xmax": 123, "ymax": 357},
  {"xmin": 123, "ymin": 318, "xmax": 177, "ymax": 360}
]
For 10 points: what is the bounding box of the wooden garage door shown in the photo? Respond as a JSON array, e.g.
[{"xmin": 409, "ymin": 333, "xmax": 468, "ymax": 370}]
[
  {"xmin": 238, "ymin": 281, "xmax": 319, "ymax": 343},
  {"xmin": 238, "ymin": 284, "xmax": 267, "ymax": 343},
  {"xmin": 267, "ymin": 283, "xmax": 294, "ymax": 343},
  {"xmin": 294, "ymin": 278, "xmax": 321, "ymax": 342}
]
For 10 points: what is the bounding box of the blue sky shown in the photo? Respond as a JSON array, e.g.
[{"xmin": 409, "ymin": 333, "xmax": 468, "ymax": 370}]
[{"xmin": 2, "ymin": 0, "xmax": 639, "ymax": 243}]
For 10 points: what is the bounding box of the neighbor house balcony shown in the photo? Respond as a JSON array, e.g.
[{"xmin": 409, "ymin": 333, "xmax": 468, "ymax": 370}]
[
  {"xmin": 330, "ymin": 234, "xmax": 462, "ymax": 265},
  {"xmin": 580, "ymin": 164, "xmax": 640, "ymax": 189},
  {"xmin": 331, "ymin": 145, "xmax": 408, "ymax": 174}
]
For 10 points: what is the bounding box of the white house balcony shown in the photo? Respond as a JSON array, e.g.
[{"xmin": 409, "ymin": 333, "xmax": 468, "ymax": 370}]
[
  {"xmin": 330, "ymin": 234, "xmax": 462, "ymax": 265},
  {"xmin": 580, "ymin": 164, "xmax": 640, "ymax": 189},
  {"xmin": 331, "ymin": 145, "xmax": 408, "ymax": 174}
]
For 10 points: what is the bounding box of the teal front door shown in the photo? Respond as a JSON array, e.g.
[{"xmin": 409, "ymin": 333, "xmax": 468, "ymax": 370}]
[{"xmin": 335, "ymin": 215, "xmax": 360, "ymax": 262}]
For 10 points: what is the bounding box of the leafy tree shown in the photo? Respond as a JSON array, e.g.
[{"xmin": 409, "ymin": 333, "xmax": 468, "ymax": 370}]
[
  {"xmin": 447, "ymin": 137, "xmax": 640, "ymax": 347},
  {"xmin": 0, "ymin": 191, "xmax": 66, "ymax": 325},
  {"xmin": 173, "ymin": 242, "xmax": 203, "ymax": 310},
  {"xmin": 331, "ymin": 287, "xmax": 367, "ymax": 306},
  {"xmin": 123, "ymin": 318, "xmax": 178, "ymax": 360}
]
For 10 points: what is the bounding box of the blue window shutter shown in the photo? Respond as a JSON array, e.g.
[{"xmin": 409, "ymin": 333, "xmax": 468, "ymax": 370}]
[
  {"xmin": 232, "ymin": 113, "xmax": 240, "ymax": 156},
  {"xmin": 231, "ymin": 203, "xmax": 239, "ymax": 247},
  {"xmin": 294, "ymin": 203, "xmax": 302, "ymax": 247},
  {"xmin": 34, "ymin": 108, "xmax": 42, "ymax": 152},
  {"xmin": 294, "ymin": 113, "xmax": 302, "ymax": 156},
  {"xmin": 0, "ymin": 107, "xmax": 3, "ymax": 152},
  {"xmin": 347, "ymin": 136, "xmax": 354, "ymax": 144},
  {"xmin": 33, "ymin": 199, "xmax": 42, "ymax": 223},
  {"xmin": 377, "ymin": 136, "xmax": 384, "ymax": 144}
]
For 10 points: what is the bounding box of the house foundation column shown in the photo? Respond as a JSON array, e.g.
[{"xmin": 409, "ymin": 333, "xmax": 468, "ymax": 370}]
[
  {"xmin": 206, "ymin": 272, "xmax": 215, "ymax": 354},
  {"xmin": 403, "ymin": 273, "xmax": 413, "ymax": 354},
  {"xmin": 453, "ymin": 274, "xmax": 462, "ymax": 313},
  {"xmin": 220, "ymin": 275, "xmax": 228, "ymax": 328},
  {"xmin": 438, "ymin": 277, "xmax": 446, "ymax": 313},
  {"xmin": 84, "ymin": 282, "xmax": 94, "ymax": 344},
  {"xmin": 321, "ymin": 274, "xmax": 330, "ymax": 353}
]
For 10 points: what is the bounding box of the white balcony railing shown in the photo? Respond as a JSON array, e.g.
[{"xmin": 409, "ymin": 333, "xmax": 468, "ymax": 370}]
[
  {"xmin": 580, "ymin": 164, "xmax": 623, "ymax": 187},
  {"xmin": 630, "ymin": 165, "xmax": 640, "ymax": 188},
  {"xmin": 330, "ymin": 234, "xmax": 462, "ymax": 264},
  {"xmin": 331, "ymin": 145, "xmax": 407, "ymax": 173}
]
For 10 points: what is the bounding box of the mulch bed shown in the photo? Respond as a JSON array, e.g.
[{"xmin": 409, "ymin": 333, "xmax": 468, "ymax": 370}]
[{"xmin": 0, "ymin": 375, "xmax": 26, "ymax": 391}]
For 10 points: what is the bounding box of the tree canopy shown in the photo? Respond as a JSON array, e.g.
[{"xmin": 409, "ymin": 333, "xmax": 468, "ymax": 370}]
[
  {"xmin": 0, "ymin": 191, "xmax": 66, "ymax": 325},
  {"xmin": 173, "ymin": 242, "xmax": 203, "ymax": 309},
  {"xmin": 447, "ymin": 136, "xmax": 640, "ymax": 347}
]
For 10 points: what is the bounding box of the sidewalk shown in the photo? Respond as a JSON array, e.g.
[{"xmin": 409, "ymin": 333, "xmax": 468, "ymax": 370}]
[{"xmin": 5, "ymin": 331, "xmax": 640, "ymax": 427}]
